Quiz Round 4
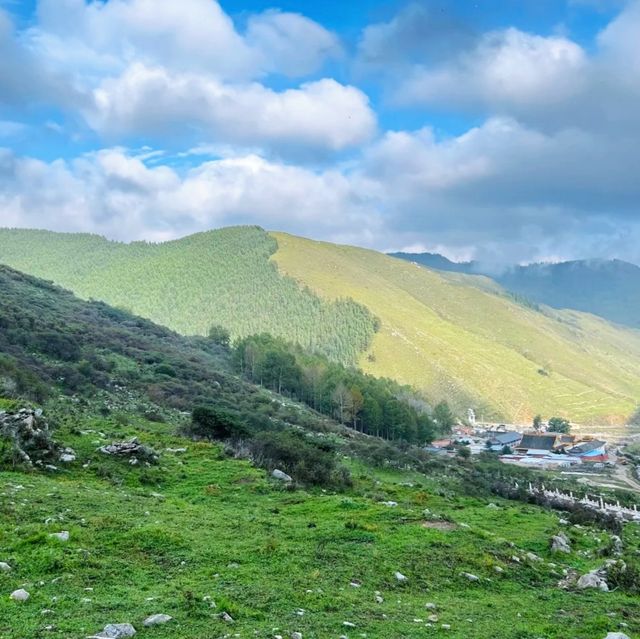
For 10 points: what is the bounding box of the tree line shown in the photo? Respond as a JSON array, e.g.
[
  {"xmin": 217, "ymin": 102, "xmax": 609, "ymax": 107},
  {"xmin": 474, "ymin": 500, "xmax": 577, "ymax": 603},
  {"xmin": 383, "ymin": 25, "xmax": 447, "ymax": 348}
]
[{"xmin": 229, "ymin": 332, "xmax": 455, "ymax": 444}]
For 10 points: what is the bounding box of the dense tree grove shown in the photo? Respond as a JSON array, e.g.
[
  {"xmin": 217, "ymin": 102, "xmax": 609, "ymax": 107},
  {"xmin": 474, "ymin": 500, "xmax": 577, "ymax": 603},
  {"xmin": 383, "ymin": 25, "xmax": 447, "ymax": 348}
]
[{"xmin": 233, "ymin": 334, "xmax": 449, "ymax": 444}]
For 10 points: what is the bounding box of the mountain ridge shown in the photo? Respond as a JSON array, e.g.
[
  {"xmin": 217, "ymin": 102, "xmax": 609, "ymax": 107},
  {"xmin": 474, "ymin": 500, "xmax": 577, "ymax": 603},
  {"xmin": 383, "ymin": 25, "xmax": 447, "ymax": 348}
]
[
  {"xmin": 2, "ymin": 226, "xmax": 640, "ymax": 426},
  {"xmin": 390, "ymin": 251, "xmax": 640, "ymax": 330}
]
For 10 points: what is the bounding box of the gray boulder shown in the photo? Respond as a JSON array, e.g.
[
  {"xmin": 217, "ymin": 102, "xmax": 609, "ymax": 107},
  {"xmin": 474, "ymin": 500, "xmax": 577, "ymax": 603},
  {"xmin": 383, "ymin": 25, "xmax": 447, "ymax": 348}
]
[
  {"xmin": 551, "ymin": 533, "xmax": 571, "ymax": 554},
  {"xmin": 90, "ymin": 623, "xmax": 137, "ymax": 638},
  {"xmin": 99, "ymin": 439, "xmax": 157, "ymax": 464},
  {"xmin": 272, "ymin": 469, "xmax": 292, "ymax": 482},
  {"xmin": 10, "ymin": 588, "xmax": 30, "ymax": 602},
  {"xmin": 577, "ymin": 571, "xmax": 609, "ymax": 592},
  {"xmin": 0, "ymin": 562, "xmax": 11, "ymax": 572},
  {"xmin": 604, "ymin": 634, "xmax": 631, "ymax": 639},
  {"xmin": 49, "ymin": 531, "xmax": 70, "ymax": 542},
  {"xmin": 143, "ymin": 614, "xmax": 172, "ymax": 627},
  {"xmin": 610, "ymin": 535, "xmax": 623, "ymax": 555}
]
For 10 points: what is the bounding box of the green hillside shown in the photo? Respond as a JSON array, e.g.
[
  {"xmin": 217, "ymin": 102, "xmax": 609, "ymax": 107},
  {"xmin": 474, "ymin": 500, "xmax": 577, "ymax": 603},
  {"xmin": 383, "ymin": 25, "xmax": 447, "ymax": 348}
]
[
  {"xmin": 2, "ymin": 226, "xmax": 640, "ymax": 425},
  {"xmin": 0, "ymin": 227, "xmax": 374, "ymax": 365},
  {"xmin": 1, "ymin": 264, "xmax": 639, "ymax": 639},
  {"xmin": 272, "ymin": 233, "xmax": 640, "ymax": 426}
]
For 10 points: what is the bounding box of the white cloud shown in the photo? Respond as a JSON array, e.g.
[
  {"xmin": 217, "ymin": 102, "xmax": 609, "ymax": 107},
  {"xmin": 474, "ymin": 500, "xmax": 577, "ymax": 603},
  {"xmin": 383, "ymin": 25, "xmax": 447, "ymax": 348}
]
[
  {"xmin": 31, "ymin": 0, "xmax": 340, "ymax": 81},
  {"xmin": 0, "ymin": 148, "xmax": 377, "ymax": 242},
  {"xmin": 397, "ymin": 28, "xmax": 588, "ymax": 114},
  {"xmin": 246, "ymin": 10, "xmax": 342, "ymax": 77},
  {"xmin": 87, "ymin": 64, "xmax": 375, "ymax": 153}
]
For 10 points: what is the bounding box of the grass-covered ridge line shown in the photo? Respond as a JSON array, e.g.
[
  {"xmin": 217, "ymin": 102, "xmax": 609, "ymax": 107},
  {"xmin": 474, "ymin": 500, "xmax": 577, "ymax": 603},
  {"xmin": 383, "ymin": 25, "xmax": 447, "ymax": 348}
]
[
  {"xmin": 271, "ymin": 232, "xmax": 640, "ymax": 426},
  {"xmin": 0, "ymin": 227, "xmax": 375, "ymax": 365}
]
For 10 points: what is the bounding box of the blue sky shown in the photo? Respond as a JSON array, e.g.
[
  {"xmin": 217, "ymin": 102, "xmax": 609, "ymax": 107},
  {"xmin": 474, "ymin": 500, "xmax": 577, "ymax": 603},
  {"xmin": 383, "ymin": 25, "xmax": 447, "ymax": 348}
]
[{"xmin": 1, "ymin": 0, "xmax": 639, "ymax": 265}]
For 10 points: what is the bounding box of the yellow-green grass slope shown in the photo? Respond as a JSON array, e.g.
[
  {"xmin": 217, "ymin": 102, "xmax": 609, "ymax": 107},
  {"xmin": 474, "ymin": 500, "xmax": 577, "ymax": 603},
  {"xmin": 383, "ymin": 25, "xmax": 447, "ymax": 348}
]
[{"xmin": 271, "ymin": 232, "xmax": 640, "ymax": 426}]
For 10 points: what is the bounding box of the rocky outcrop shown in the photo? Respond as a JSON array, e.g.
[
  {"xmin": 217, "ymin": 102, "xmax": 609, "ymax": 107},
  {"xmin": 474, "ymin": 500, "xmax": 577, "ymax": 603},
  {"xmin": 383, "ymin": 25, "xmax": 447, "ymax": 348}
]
[
  {"xmin": 0, "ymin": 409, "xmax": 61, "ymax": 467},
  {"xmin": 99, "ymin": 438, "xmax": 158, "ymax": 464}
]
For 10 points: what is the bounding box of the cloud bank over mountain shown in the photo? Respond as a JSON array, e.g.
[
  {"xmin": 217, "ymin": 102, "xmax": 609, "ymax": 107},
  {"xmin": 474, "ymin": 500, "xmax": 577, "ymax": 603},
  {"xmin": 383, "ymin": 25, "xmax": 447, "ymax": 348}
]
[{"xmin": 1, "ymin": 0, "xmax": 640, "ymax": 264}]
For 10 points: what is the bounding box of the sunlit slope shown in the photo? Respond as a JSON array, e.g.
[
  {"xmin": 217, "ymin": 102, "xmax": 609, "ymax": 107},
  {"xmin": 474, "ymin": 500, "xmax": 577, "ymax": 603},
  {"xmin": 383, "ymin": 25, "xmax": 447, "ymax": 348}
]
[
  {"xmin": 0, "ymin": 227, "xmax": 375, "ymax": 364},
  {"xmin": 271, "ymin": 232, "xmax": 640, "ymax": 425}
]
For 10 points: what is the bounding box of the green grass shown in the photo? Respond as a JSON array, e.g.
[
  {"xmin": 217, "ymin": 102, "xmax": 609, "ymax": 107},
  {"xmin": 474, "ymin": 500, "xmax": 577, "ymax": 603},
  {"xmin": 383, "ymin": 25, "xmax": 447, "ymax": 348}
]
[
  {"xmin": 2, "ymin": 406, "xmax": 639, "ymax": 639},
  {"xmin": 272, "ymin": 232, "xmax": 640, "ymax": 426}
]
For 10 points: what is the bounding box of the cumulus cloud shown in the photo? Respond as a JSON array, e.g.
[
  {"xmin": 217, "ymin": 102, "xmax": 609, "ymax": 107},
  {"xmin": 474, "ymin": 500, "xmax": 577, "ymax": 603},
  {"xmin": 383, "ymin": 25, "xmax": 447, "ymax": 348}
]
[
  {"xmin": 87, "ymin": 64, "xmax": 376, "ymax": 153},
  {"xmin": 2, "ymin": 0, "xmax": 640, "ymax": 265},
  {"xmin": 396, "ymin": 28, "xmax": 588, "ymax": 116},
  {"xmin": 0, "ymin": 147, "xmax": 378, "ymax": 242},
  {"xmin": 30, "ymin": 0, "xmax": 339, "ymax": 81},
  {"xmin": 357, "ymin": 3, "xmax": 476, "ymax": 70},
  {"xmin": 358, "ymin": 117, "xmax": 640, "ymax": 264},
  {"xmin": 246, "ymin": 10, "xmax": 342, "ymax": 77}
]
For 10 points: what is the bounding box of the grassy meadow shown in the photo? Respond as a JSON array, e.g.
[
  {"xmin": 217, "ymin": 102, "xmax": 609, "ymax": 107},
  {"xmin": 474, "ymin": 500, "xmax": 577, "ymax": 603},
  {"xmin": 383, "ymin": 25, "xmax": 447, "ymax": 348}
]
[{"xmin": 2, "ymin": 406, "xmax": 639, "ymax": 639}]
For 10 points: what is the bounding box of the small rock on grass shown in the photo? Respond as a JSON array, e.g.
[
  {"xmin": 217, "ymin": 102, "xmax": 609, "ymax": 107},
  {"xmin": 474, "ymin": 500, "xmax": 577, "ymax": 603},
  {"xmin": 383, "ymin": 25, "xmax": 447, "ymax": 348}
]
[
  {"xmin": 143, "ymin": 614, "xmax": 172, "ymax": 627},
  {"xmin": 10, "ymin": 589, "xmax": 29, "ymax": 602},
  {"xmin": 0, "ymin": 562, "xmax": 12, "ymax": 572},
  {"xmin": 89, "ymin": 623, "xmax": 136, "ymax": 638},
  {"xmin": 49, "ymin": 531, "xmax": 69, "ymax": 542}
]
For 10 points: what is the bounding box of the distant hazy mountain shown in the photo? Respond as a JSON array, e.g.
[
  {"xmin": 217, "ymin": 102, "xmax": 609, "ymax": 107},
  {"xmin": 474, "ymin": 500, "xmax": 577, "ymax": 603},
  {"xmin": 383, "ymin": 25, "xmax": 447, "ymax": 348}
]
[{"xmin": 391, "ymin": 253, "xmax": 640, "ymax": 330}]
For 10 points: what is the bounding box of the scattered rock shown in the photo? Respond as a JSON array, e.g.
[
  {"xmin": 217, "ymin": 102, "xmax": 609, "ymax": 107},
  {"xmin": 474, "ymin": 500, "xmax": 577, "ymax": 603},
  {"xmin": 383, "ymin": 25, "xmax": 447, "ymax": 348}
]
[
  {"xmin": 143, "ymin": 614, "xmax": 172, "ymax": 627},
  {"xmin": 0, "ymin": 562, "xmax": 12, "ymax": 572},
  {"xmin": 10, "ymin": 588, "xmax": 30, "ymax": 602},
  {"xmin": 272, "ymin": 469, "xmax": 292, "ymax": 482},
  {"xmin": 577, "ymin": 570, "xmax": 609, "ymax": 592},
  {"xmin": 220, "ymin": 612, "xmax": 234, "ymax": 623},
  {"xmin": 551, "ymin": 533, "xmax": 571, "ymax": 554},
  {"xmin": 89, "ymin": 623, "xmax": 137, "ymax": 638},
  {"xmin": 494, "ymin": 566, "xmax": 504, "ymax": 573},
  {"xmin": 462, "ymin": 572, "xmax": 479, "ymax": 582},
  {"xmin": 291, "ymin": 633, "xmax": 303, "ymax": 639},
  {"xmin": 604, "ymin": 634, "xmax": 631, "ymax": 639},
  {"xmin": 526, "ymin": 552, "xmax": 542, "ymax": 563},
  {"xmin": 425, "ymin": 602, "xmax": 437, "ymax": 610},
  {"xmin": 486, "ymin": 503, "xmax": 499, "ymax": 509},
  {"xmin": 381, "ymin": 501, "xmax": 398, "ymax": 507},
  {"xmin": 375, "ymin": 595, "xmax": 383, "ymax": 604},
  {"xmin": 49, "ymin": 531, "xmax": 69, "ymax": 542},
  {"xmin": 60, "ymin": 448, "xmax": 77, "ymax": 463},
  {"xmin": 394, "ymin": 571, "xmax": 408, "ymax": 582},
  {"xmin": 99, "ymin": 439, "xmax": 158, "ymax": 464}
]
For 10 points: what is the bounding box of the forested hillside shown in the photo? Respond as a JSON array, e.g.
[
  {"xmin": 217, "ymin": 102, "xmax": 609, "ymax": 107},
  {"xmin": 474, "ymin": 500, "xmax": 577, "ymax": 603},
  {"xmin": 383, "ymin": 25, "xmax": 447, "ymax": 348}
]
[
  {"xmin": 0, "ymin": 227, "xmax": 375, "ymax": 365},
  {"xmin": 2, "ymin": 226, "xmax": 640, "ymax": 425}
]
